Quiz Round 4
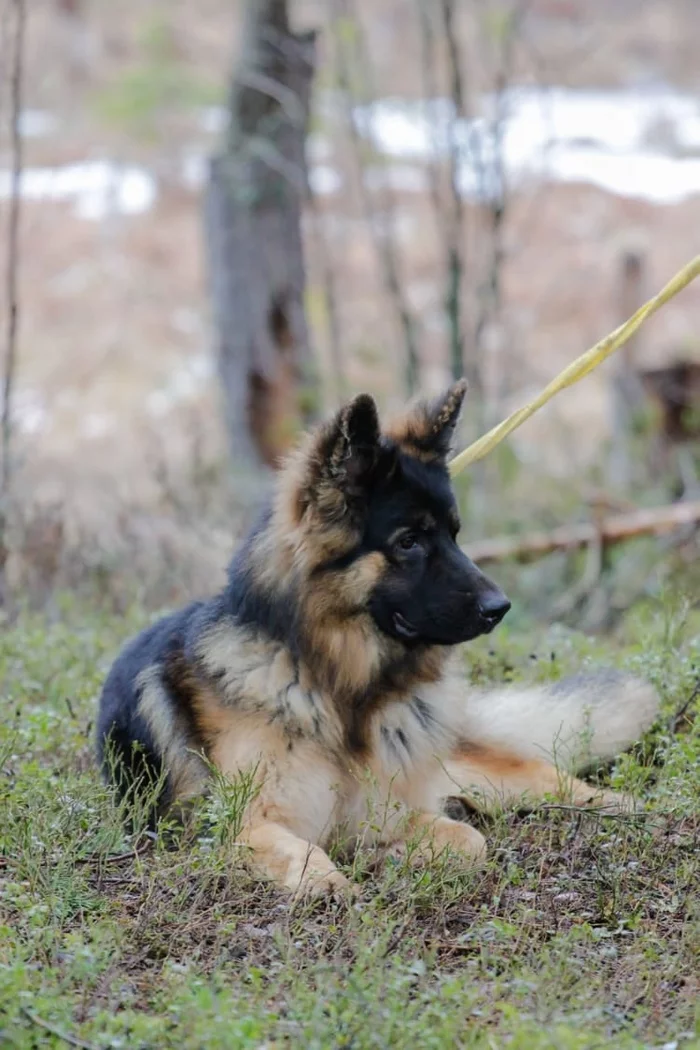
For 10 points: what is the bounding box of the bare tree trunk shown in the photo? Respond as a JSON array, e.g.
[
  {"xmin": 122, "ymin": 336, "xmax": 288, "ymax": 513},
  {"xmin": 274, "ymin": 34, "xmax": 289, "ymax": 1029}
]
[{"xmin": 204, "ymin": 0, "xmax": 317, "ymax": 481}]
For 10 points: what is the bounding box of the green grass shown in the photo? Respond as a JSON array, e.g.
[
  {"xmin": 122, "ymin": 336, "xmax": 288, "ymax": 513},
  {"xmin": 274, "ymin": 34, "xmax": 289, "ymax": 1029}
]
[{"xmin": 0, "ymin": 595, "xmax": 698, "ymax": 1049}]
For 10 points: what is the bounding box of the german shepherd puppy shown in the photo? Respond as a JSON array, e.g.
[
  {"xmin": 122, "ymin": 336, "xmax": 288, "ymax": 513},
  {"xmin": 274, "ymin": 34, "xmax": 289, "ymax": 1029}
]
[{"xmin": 97, "ymin": 382, "xmax": 659, "ymax": 896}]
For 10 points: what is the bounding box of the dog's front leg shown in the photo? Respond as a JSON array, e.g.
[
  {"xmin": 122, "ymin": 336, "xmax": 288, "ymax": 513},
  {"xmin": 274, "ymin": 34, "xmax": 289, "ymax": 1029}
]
[{"xmin": 240, "ymin": 820, "xmax": 353, "ymax": 898}]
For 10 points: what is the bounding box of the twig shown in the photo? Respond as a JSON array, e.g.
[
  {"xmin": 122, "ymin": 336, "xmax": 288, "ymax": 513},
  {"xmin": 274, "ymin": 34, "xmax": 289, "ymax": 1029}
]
[
  {"xmin": 537, "ymin": 804, "xmax": 650, "ymax": 823},
  {"xmin": 472, "ymin": 4, "xmax": 525, "ymax": 399},
  {"xmin": 415, "ymin": 3, "xmax": 446, "ymax": 239},
  {"xmin": 438, "ymin": 0, "xmax": 468, "ymax": 382},
  {"xmin": 0, "ymin": 0, "xmax": 24, "ymax": 606},
  {"xmin": 20, "ymin": 1008, "xmax": 100, "ymax": 1050},
  {"xmin": 333, "ymin": 0, "xmax": 421, "ymax": 395},
  {"xmin": 71, "ymin": 838, "xmax": 155, "ymax": 867},
  {"xmin": 73, "ymin": 849, "xmax": 147, "ymax": 866},
  {"xmin": 551, "ymin": 531, "xmax": 604, "ymax": 620},
  {"xmin": 87, "ymin": 875, "xmax": 138, "ymax": 886},
  {"xmin": 306, "ymin": 189, "xmax": 345, "ymax": 405},
  {"xmin": 669, "ymin": 680, "xmax": 700, "ymax": 735}
]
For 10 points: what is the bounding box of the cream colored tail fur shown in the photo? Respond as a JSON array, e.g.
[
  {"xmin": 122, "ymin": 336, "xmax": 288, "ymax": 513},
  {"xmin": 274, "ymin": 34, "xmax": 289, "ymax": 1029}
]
[{"xmin": 460, "ymin": 670, "xmax": 659, "ymax": 772}]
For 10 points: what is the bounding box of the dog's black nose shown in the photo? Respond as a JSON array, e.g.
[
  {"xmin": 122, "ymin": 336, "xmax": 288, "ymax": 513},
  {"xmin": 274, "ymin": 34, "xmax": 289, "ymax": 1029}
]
[{"xmin": 479, "ymin": 592, "xmax": 511, "ymax": 626}]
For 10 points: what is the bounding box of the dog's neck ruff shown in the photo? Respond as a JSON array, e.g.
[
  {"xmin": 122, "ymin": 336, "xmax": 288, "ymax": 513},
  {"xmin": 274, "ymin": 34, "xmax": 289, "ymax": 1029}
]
[{"xmin": 193, "ymin": 616, "xmax": 460, "ymax": 765}]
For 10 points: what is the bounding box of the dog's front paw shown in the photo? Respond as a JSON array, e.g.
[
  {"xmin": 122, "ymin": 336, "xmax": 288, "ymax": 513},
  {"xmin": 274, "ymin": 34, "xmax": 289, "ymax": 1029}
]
[
  {"xmin": 428, "ymin": 817, "xmax": 488, "ymax": 867},
  {"xmin": 392, "ymin": 816, "xmax": 488, "ymax": 870},
  {"xmin": 290, "ymin": 865, "xmax": 356, "ymax": 900},
  {"xmin": 584, "ymin": 788, "xmax": 642, "ymax": 816}
]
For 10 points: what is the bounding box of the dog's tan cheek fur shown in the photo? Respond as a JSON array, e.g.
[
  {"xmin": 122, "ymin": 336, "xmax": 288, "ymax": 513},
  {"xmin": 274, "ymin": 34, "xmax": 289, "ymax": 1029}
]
[{"xmin": 299, "ymin": 551, "xmax": 390, "ymax": 695}]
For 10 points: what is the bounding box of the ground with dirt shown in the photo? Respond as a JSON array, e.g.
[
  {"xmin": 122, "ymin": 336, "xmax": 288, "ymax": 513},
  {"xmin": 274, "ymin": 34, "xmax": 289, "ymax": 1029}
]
[{"xmin": 0, "ymin": 593, "xmax": 698, "ymax": 1048}]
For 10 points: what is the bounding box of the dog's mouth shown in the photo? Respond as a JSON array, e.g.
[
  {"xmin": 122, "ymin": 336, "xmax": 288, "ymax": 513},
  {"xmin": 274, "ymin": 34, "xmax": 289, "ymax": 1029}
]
[
  {"xmin": 392, "ymin": 612, "xmax": 420, "ymax": 641},
  {"xmin": 479, "ymin": 613, "xmax": 502, "ymax": 634},
  {"xmin": 391, "ymin": 602, "xmax": 510, "ymax": 644}
]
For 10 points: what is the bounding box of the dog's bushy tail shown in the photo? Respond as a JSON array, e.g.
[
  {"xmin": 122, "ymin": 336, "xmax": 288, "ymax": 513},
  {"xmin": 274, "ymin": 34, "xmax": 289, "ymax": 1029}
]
[{"xmin": 460, "ymin": 670, "xmax": 659, "ymax": 772}]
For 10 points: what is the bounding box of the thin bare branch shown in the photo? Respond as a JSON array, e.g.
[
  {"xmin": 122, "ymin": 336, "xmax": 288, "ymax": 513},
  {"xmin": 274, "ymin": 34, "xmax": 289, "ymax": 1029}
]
[
  {"xmin": 472, "ymin": 2, "xmax": 526, "ymax": 398},
  {"xmin": 0, "ymin": 0, "xmax": 25, "ymax": 606},
  {"xmin": 415, "ymin": 2, "xmax": 444, "ymax": 227},
  {"xmin": 333, "ymin": 0, "xmax": 421, "ymax": 395},
  {"xmin": 438, "ymin": 0, "xmax": 468, "ymax": 383},
  {"xmin": 20, "ymin": 1008, "xmax": 100, "ymax": 1050},
  {"xmin": 306, "ymin": 190, "xmax": 346, "ymax": 406}
]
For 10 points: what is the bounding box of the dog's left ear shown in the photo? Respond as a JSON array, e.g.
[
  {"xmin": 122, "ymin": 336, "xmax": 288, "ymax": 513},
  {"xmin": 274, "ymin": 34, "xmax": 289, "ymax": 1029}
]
[
  {"xmin": 294, "ymin": 394, "xmax": 382, "ymax": 523},
  {"xmin": 386, "ymin": 379, "xmax": 467, "ymax": 462}
]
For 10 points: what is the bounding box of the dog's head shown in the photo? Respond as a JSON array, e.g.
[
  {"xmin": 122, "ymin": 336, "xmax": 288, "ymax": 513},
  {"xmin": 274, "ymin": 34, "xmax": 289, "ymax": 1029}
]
[{"xmin": 276, "ymin": 380, "xmax": 510, "ymax": 649}]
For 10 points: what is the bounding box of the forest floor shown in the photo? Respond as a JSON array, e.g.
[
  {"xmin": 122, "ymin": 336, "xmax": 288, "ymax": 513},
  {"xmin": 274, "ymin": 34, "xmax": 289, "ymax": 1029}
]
[{"xmin": 1, "ymin": 593, "xmax": 698, "ymax": 1049}]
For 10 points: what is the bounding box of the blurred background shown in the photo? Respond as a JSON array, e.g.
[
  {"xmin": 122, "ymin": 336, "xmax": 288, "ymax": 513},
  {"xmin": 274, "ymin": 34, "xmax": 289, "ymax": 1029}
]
[{"xmin": 0, "ymin": 0, "xmax": 698, "ymax": 627}]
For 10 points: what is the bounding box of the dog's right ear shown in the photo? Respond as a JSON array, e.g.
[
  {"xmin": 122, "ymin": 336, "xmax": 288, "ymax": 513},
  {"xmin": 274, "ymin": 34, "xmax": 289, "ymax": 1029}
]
[{"xmin": 294, "ymin": 394, "xmax": 382, "ymax": 523}]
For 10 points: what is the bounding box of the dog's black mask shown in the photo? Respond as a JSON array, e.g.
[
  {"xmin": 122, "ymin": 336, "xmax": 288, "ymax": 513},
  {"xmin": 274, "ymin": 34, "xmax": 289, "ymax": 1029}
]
[
  {"xmin": 303, "ymin": 381, "xmax": 510, "ymax": 648},
  {"xmin": 366, "ymin": 451, "xmax": 510, "ymax": 646}
]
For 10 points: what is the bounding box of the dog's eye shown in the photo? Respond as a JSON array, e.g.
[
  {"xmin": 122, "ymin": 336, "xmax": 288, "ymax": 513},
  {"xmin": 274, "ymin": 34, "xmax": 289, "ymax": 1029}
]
[{"xmin": 397, "ymin": 533, "xmax": 419, "ymax": 552}]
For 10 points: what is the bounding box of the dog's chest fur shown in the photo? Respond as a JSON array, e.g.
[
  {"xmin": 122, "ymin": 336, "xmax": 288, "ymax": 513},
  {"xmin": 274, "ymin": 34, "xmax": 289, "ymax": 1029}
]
[{"xmin": 186, "ymin": 619, "xmax": 462, "ymax": 847}]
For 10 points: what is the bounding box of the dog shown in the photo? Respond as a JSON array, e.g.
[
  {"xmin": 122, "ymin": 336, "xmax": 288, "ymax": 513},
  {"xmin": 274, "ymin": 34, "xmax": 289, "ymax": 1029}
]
[{"xmin": 97, "ymin": 381, "xmax": 659, "ymax": 896}]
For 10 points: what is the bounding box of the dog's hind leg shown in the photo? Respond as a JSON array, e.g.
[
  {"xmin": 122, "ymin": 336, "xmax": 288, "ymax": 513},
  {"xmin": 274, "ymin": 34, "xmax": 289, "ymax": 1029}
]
[
  {"xmin": 240, "ymin": 820, "xmax": 353, "ymax": 898},
  {"xmin": 440, "ymin": 745, "xmax": 636, "ymax": 816},
  {"xmin": 382, "ymin": 810, "xmax": 488, "ymax": 869}
]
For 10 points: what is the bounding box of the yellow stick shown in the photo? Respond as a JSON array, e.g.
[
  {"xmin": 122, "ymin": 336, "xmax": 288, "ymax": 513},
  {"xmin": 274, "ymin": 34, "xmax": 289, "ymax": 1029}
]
[{"xmin": 449, "ymin": 254, "xmax": 700, "ymax": 477}]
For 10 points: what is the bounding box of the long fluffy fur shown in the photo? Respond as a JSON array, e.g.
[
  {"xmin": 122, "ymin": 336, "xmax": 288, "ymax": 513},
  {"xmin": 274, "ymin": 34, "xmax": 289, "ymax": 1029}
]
[
  {"xmin": 458, "ymin": 670, "xmax": 659, "ymax": 771},
  {"xmin": 97, "ymin": 384, "xmax": 660, "ymax": 895}
]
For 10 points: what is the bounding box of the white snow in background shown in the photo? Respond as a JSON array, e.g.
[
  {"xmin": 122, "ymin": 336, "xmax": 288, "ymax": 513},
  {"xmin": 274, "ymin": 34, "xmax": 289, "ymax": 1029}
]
[
  {"xmin": 1, "ymin": 390, "xmax": 48, "ymax": 436},
  {"xmin": 146, "ymin": 354, "xmax": 215, "ymax": 418},
  {"xmin": 355, "ymin": 86, "xmax": 700, "ymax": 204},
  {"xmin": 4, "ymin": 87, "xmax": 700, "ymax": 217},
  {"xmin": 545, "ymin": 148, "xmax": 700, "ymax": 206},
  {"xmin": 18, "ymin": 110, "xmax": 59, "ymax": 138},
  {"xmin": 308, "ymin": 164, "xmax": 342, "ymax": 195},
  {"xmin": 182, "ymin": 149, "xmax": 207, "ymax": 189},
  {"xmin": 0, "ymin": 160, "xmax": 156, "ymax": 220},
  {"xmin": 81, "ymin": 412, "xmax": 116, "ymax": 439},
  {"xmin": 199, "ymin": 106, "xmax": 228, "ymax": 135}
]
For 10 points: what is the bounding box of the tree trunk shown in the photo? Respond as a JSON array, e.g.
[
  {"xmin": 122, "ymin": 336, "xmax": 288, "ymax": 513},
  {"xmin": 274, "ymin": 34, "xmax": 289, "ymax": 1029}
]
[{"xmin": 204, "ymin": 0, "xmax": 317, "ymax": 483}]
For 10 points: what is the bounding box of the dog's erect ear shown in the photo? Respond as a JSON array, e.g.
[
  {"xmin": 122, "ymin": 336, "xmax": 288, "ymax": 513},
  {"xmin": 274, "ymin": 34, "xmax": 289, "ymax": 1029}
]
[
  {"xmin": 295, "ymin": 394, "xmax": 382, "ymax": 522},
  {"xmin": 386, "ymin": 379, "xmax": 467, "ymax": 462},
  {"xmin": 324, "ymin": 394, "xmax": 381, "ymax": 487}
]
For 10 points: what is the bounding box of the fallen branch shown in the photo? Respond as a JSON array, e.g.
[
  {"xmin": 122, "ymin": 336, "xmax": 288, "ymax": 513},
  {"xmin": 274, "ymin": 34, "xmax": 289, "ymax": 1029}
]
[
  {"xmin": 466, "ymin": 500, "xmax": 700, "ymax": 564},
  {"xmin": 669, "ymin": 679, "xmax": 700, "ymax": 735},
  {"xmin": 20, "ymin": 1008, "xmax": 99, "ymax": 1050}
]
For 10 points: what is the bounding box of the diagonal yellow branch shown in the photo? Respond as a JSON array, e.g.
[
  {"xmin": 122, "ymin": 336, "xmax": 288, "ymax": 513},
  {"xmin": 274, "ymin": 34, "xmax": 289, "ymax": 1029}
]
[{"xmin": 449, "ymin": 254, "xmax": 700, "ymax": 477}]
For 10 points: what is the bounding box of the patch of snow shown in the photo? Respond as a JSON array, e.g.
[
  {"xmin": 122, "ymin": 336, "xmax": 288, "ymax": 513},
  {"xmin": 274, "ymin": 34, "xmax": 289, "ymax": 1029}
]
[{"xmin": 0, "ymin": 161, "xmax": 156, "ymax": 221}]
